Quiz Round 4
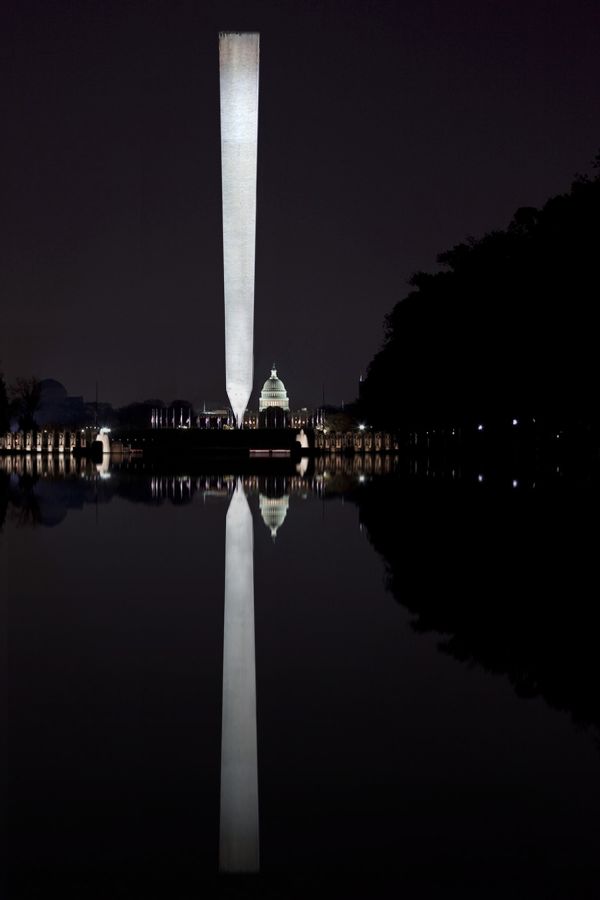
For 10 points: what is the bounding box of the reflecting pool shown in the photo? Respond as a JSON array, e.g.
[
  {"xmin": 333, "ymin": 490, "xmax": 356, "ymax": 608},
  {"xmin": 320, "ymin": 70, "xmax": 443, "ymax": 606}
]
[{"xmin": 1, "ymin": 455, "xmax": 599, "ymax": 897}]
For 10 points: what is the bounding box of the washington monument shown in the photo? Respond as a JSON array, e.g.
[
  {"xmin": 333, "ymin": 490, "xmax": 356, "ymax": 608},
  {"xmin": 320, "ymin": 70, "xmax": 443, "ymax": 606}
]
[{"xmin": 219, "ymin": 32, "xmax": 260, "ymax": 427}]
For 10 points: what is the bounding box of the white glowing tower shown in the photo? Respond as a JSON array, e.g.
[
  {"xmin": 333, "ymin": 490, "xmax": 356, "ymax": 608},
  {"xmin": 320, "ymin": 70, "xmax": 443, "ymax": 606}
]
[
  {"xmin": 219, "ymin": 480, "xmax": 259, "ymax": 871},
  {"xmin": 219, "ymin": 32, "xmax": 260, "ymax": 427}
]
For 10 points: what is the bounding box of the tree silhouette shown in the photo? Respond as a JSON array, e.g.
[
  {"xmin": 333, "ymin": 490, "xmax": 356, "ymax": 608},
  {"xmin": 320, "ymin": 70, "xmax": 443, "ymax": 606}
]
[
  {"xmin": 0, "ymin": 370, "xmax": 9, "ymax": 433},
  {"xmin": 10, "ymin": 377, "xmax": 41, "ymax": 431},
  {"xmin": 361, "ymin": 160, "xmax": 600, "ymax": 430}
]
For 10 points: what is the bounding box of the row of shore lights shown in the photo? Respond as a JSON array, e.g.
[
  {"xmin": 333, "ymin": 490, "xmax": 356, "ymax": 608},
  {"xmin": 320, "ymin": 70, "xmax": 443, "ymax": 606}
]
[
  {"xmin": 478, "ymin": 419, "xmax": 519, "ymax": 431},
  {"xmin": 358, "ymin": 421, "xmax": 523, "ymax": 433}
]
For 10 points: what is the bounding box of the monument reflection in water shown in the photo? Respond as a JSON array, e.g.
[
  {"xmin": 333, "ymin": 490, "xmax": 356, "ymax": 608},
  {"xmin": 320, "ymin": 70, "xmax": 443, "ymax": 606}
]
[{"xmin": 220, "ymin": 479, "xmax": 259, "ymax": 872}]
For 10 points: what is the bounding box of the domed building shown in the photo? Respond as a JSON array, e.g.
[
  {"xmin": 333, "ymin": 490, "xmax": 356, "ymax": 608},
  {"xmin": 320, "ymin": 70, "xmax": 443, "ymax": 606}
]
[
  {"xmin": 39, "ymin": 378, "xmax": 68, "ymax": 404},
  {"xmin": 36, "ymin": 379, "xmax": 86, "ymax": 426},
  {"xmin": 258, "ymin": 366, "xmax": 289, "ymax": 428}
]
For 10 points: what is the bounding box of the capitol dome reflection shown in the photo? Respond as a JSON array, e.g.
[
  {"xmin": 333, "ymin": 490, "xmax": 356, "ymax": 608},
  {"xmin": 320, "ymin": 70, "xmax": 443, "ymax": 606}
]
[{"xmin": 258, "ymin": 492, "xmax": 289, "ymax": 539}]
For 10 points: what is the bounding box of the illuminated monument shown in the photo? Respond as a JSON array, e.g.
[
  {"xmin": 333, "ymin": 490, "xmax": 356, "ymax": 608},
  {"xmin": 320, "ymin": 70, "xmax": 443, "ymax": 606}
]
[{"xmin": 219, "ymin": 32, "xmax": 260, "ymax": 428}]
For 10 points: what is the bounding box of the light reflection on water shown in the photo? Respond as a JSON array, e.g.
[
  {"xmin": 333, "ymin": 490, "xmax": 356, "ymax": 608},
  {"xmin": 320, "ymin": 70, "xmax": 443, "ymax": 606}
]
[
  {"xmin": 220, "ymin": 480, "xmax": 259, "ymax": 872},
  {"xmin": 0, "ymin": 450, "xmax": 577, "ymax": 507},
  {"xmin": 1, "ymin": 453, "xmax": 600, "ymax": 893}
]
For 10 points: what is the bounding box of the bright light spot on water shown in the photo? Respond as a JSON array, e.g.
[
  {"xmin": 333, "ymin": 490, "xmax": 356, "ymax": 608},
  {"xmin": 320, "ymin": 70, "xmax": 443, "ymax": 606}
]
[
  {"xmin": 478, "ymin": 474, "xmax": 484, "ymax": 483},
  {"xmin": 477, "ymin": 424, "xmax": 484, "ymax": 432},
  {"xmin": 512, "ymin": 479, "xmax": 518, "ymax": 488},
  {"xmin": 512, "ymin": 419, "xmax": 518, "ymax": 426}
]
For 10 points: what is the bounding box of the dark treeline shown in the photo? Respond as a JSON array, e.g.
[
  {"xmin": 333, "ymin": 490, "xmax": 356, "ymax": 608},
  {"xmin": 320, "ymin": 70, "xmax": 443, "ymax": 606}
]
[
  {"xmin": 0, "ymin": 371, "xmax": 10, "ymax": 432},
  {"xmin": 85, "ymin": 399, "xmax": 194, "ymax": 429},
  {"xmin": 361, "ymin": 159, "xmax": 600, "ymax": 430},
  {"xmin": 0, "ymin": 372, "xmax": 195, "ymax": 431},
  {"xmin": 119, "ymin": 399, "xmax": 194, "ymax": 429},
  {"xmin": 0, "ymin": 373, "xmax": 43, "ymax": 431},
  {"xmin": 0, "ymin": 469, "xmax": 8, "ymax": 531},
  {"xmin": 357, "ymin": 476, "xmax": 600, "ymax": 744}
]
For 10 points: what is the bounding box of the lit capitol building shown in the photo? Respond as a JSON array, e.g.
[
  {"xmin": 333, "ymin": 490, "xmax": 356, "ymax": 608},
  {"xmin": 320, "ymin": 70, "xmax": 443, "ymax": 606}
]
[
  {"xmin": 258, "ymin": 366, "xmax": 289, "ymax": 428},
  {"xmin": 249, "ymin": 365, "xmax": 314, "ymax": 429},
  {"xmin": 152, "ymin": 363, "xmax": 316, "ymax": 430}
]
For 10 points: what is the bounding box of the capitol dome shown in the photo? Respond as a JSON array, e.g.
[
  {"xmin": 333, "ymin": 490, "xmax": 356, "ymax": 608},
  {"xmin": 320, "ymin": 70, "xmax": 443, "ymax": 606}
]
[{"xmin": 259, "ymin": 366, "xmax": 289, "ymax": 412}]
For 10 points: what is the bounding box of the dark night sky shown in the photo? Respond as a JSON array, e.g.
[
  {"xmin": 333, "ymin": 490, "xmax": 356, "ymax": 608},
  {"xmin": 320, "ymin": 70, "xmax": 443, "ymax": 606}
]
[{"xmin": 2, "ymin": 0, "xmax": 599, "ymax": 409}]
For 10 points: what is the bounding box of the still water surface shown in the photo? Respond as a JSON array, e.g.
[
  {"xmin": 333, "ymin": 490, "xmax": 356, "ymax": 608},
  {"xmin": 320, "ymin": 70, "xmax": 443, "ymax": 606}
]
[{"xmin": 1, "ymin": 456, "xmax": 599, "ymax": 897}]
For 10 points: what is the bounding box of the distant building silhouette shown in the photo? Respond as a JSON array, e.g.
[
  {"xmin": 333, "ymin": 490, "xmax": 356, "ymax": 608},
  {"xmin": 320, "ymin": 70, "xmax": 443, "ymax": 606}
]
[{"xmin": 36, "ymin": 379, "xmax": 86, "ymax": 426}]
